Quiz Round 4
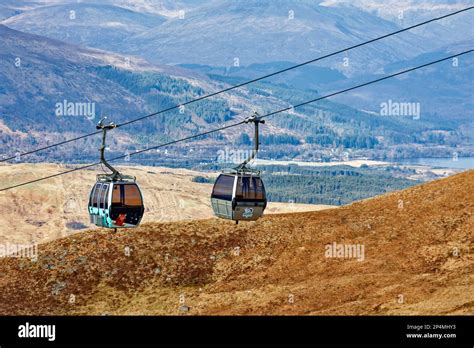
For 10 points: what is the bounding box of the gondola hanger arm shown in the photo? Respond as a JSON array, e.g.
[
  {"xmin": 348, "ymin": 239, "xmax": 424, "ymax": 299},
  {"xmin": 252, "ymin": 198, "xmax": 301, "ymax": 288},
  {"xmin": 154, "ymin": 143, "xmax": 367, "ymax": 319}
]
[
  {"xmin": 96, "ymin": 117, "xmax": 121, "ymax": 181},
  {"xmin": 237, "ymin": 112, "xmax": 265, "ymax": 170}
]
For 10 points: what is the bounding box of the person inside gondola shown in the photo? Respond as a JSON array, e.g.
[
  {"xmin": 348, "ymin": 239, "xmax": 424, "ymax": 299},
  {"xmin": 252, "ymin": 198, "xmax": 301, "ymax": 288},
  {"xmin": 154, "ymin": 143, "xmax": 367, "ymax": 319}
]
[{"xmin": 115, "ymin": 213, "xmax": 127, "ymax": 226}]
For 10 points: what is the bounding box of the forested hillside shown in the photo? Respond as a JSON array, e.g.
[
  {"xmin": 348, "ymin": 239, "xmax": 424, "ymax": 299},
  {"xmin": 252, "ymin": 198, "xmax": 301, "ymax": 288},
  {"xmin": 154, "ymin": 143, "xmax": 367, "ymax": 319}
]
[{"xmin": 194, "ymin": 165, "xmax": 419, "ymax": 205}]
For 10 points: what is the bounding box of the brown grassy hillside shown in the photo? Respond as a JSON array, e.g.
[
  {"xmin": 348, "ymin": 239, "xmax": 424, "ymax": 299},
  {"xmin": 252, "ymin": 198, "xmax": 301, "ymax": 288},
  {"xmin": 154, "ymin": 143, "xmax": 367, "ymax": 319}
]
[{"xmin": 0, "ymin": 170, "xmax": 472, "ymax": 315}]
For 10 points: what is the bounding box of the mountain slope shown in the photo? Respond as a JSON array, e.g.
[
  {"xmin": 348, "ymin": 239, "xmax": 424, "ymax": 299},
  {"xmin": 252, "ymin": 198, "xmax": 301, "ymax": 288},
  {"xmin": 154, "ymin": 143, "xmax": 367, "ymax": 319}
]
[
  {"xmin": 2, "ymin": 0, "xmax": 432, "ymax": 72},
  {"xmin": 2, "ymin": 2, "xmax": 167, "ymax": 52},
  {"xmin": 0, "ymin": 24, "xmax": 241, "ymax": 162},
  {"xmin": 5, "ymin": 24, "xmax": 468, "ymax": 166},
  {"xmin": 325, "ymin": 0, "xmax": 474, "ymax": 49},
  {"xmin": 0, "ymin": 170, "xmax": 472, "ymax": 315},
  {"xmin": 0, "ymin": 24, "xmax": 205, "ymax": 132},
  {"xmin": 102, "ymin": 0, "xmax": 433, "ymax": 73},
  {"xmin": 326, "ymin": 40, "xmax": 474, "ymax": 125}
]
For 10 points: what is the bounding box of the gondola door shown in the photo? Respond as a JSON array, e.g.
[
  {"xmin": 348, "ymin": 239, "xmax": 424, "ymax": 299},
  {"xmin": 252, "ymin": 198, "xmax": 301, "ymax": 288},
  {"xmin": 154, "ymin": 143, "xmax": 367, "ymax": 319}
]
[
  {"xmin": 108, "ymin": 183, "xmax": 144, "ymax": 228},
  {"xmin": 211, "ymin": 174, "xmax": 236, "ymax": 220},
  {"xmin": 233, "ymin": 175, "xmax": 267, "ymax": 221},
  {"xmin": 88, "ymin": 182, "xmax": 110, "ymax": 227}
]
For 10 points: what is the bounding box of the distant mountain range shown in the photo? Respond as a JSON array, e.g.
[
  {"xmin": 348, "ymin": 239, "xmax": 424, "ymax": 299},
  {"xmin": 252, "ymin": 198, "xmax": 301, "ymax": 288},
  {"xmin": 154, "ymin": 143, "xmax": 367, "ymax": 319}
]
[
  {"xmin": 0, "ymin": 0, "xmax": 433, "ymax": 71},
  {"xmin": 0, "ymin": 1, "xmax": 473, "ymax": 164},
  {"xmin": 2, "ymin": 3, "xmax": 167, "ymax": 53},
  {"xmin": 3, "ymin": 1, "xmax": 472, "ymax": 71}
]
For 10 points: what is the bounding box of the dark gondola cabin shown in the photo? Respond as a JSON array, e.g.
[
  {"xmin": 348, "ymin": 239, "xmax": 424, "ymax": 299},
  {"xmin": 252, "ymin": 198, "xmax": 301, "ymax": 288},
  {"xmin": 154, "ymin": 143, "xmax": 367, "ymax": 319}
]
[
  {"xmin": 210, "ymin": 112, "xmax": 267, "ymax": 223},
  {"xmin": 211, "ymin": 173, "xmax": 267, "ymax": 221}
]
